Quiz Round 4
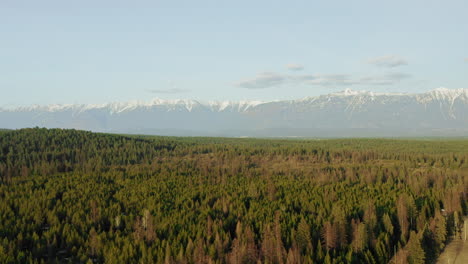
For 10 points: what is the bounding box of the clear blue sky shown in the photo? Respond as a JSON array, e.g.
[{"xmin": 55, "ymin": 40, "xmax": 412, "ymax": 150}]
[{"xmin": 1, "ymin": 0, "xmax": 467, "ymax": 106}]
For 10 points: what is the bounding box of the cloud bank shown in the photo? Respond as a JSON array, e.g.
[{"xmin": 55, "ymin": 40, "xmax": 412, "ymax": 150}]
[
  {"xmin": 286, "ymin": 64, "xmax": 304, "ymax": 71},
  {"xmin": 236, "ymin": 72, "xmax": 411, "ymax": 89},
  {"xmin": 235, "ymin": 72, "xmax": 285, "ymax": 89},
  {"xmin": 147, "ymin": 88, "xmax": 190, "ymax": 94},
  {"xmin": 368, "ymin": 55, "xmax": 408, "ymax": 68}
]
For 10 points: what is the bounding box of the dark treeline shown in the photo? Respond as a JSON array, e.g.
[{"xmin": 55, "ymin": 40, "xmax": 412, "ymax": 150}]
[{"xmin": 0, "ymin": 128, "xmax": 467, "ymax": 263}]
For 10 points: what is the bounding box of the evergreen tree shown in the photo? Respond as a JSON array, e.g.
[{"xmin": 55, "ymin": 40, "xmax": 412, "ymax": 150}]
[
  {"xmin": 406, "ymin": 231, "xmax": 425, "ymax": 264},
  {"xmin": 296, "ymin": 218, "xmax": 312, "ymax": 254}
]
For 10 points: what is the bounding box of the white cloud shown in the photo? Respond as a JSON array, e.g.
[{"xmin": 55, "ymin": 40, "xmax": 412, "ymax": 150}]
[
  {"xmin": 305, "ymin": 74, "xmax": 355, "ymax": 86},
  {"xmin": 358, "ymin": 73, "xmax": 412, "ymax": 85},
  {"xmin": 235, "ymin": 72, "xmax": 285, "ymax": 89},
  {"xmin": 286, "ymin": 64, "xmax": 304, "ymax": 71},
  {"xmin": 236, "ymin": 72, "xmax": 412, "ymax": 89},
  {"xmin": 302, "ymin": 73, "xmax": 411, "ymax": 86},
  {"xmin": 367, "ymin": 55, "xmax": 408, "ymax": 68},
  {"xmin": 147, "ymin": 88, "xmax": 190, "ymax": 94}
]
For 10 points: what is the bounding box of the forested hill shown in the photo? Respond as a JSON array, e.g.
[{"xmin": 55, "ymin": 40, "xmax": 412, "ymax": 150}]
[
  {"xmin": 0, "ymin": 128, "xmax": 467, "ymax": 263},
  {"xmin": 0, "ymin": 128, "xmax": 177, "ymax": 180}
]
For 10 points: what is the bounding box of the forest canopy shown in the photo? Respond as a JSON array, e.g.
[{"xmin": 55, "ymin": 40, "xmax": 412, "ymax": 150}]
[{"xmin": 0, "ymin": 128, "xmax": 467, "ymax": 263}]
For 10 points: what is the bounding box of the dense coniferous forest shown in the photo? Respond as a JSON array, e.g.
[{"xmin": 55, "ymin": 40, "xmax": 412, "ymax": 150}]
[{"xmin": 0, "ymin": 128, "xmax": 467, "ymax": 263}]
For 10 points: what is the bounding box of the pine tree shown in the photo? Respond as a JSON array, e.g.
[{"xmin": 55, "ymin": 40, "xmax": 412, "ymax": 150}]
[
  {"xmin": 351, "ymin": 219, "xmax": 367, "ymax": 252},
  {"xmin": 274, "ymin": 212, "xmax": 286, "ymax": 264},
  {"xmin": 261, "ymin": 224, "xmax": 276, "ymax": 263},
  {"xmin": 244, "ymin": 226, "xmax": 258, "ymax": 263},
  {"xmin": 433, "ymin": 211, "xmax": 447, "ymax": 251},
  {"xmin": 406, "ymin": 231, "xmax": 424, "ymax": 264},
  {"xmin": 397, "ymin": 195, "xmax": 409, "ymax": 242},
  {"xmin": 286, "ymin": 246, "xmax": 300, "ymax": 264},
  {"xmin": 89, "ymin": 228, "xmax": 100, "ymax": 257},
  {"xmin": 383, "ymin": 213, "xmax": 394, "ymax": 235},
  {"xmin": 296, "ymin": 218, "xmax": 312, "ymax": 254},
  {"xmin": 164, "ymin": 242, "xmax": 172, "ymax": 264},
  {"xmin": 316, "ymin": 239, "xmax": 324, "ymax": 262},
  {"xmin": 321, "ymin": 221, "xmax": 336, "ymax": 252},
  {"xmin": 133, "ymin": 216, "xmax": 144, "ymax": 242},
  {"xmin": 228, "ymin": 238, "xmax": 242, "ymax": 264}
]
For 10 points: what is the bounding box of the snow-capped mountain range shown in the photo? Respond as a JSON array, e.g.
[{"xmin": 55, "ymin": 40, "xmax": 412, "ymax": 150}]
[{"xmin": 2, "ymin": 88, "xmax": 468, "ymax": 137}]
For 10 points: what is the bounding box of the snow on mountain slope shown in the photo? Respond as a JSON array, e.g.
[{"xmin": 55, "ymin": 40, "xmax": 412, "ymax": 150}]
[
  {"xmin": 418, "ymin": 88, "xmax": 468, "ymax": 103},
  {"xmin": 1, "ymin": 88, "xmax": 467, "ymax": 137},
  {"xmin": 6, "ymin": 88, "xmax": 467, "ymax": 114},
  {"xmin": 7, "ymin": 99, "xmax": 266, "ymax": 114}
]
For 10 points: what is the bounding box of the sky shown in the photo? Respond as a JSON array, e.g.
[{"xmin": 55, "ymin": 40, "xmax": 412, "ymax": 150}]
[{"xmin": 1, "ymin": 0, "xmax": 467, "ymax": 107}]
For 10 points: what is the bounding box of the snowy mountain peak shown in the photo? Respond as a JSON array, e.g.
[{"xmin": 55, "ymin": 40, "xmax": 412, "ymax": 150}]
[
  {"xmin": 337, "ymin": 89, "xmax": 371, "ymax": 96},
  {"xmin": 426, "ymin": 87, "xmax": 468, "ymax": 100},
  {"xmin": 417, "ymin": 87, "xmax": 468, "ymax": 104},
  {"xmin": 330, "ymin": 89, "xmax": 410, "ymax": 97},
  {"xmin": 2, "ymin": 88, "xmax": 468, "ymax": 137},
  {"xmin": 207, "ymin": 100, "xmax": 265, "ymax": 112},
  {"xmin": 3, "ymin": 88, "xmax": 468, "ymax": 114},
  {"xmin": 7, "ymin": 98, "xmax": 267, "ymax": 114}
]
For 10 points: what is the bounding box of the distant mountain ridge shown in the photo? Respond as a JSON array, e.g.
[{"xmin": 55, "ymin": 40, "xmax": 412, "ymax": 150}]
[{"xmin": 2, "ymin": 88, "xmax": 468, "ymax": 137}]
